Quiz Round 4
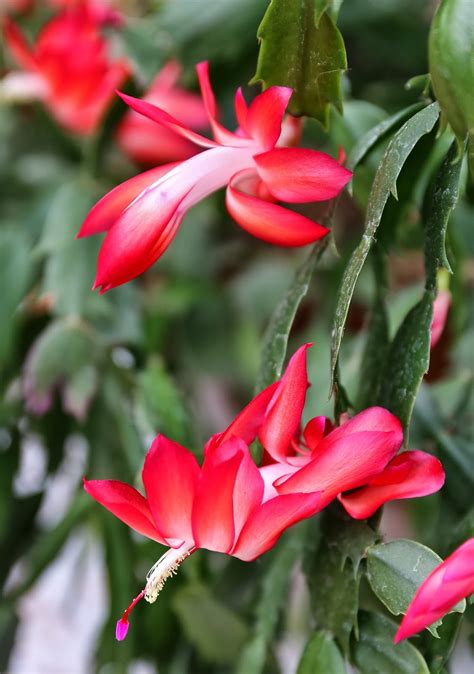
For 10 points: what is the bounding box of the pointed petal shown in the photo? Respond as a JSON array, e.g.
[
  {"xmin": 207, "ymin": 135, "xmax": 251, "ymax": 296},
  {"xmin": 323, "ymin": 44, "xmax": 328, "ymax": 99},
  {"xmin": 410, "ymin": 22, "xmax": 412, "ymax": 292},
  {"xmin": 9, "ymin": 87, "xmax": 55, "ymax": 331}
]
[
  {"xmin": 255, "ymin": 148, "xmax": 352, "ymax": 203},
  {"xmin": 394, "ymin": 539, "xmax": 474, "ymax": 643},
  {"xmin": 192, "ymin": 438, "xmax": 244, "ymax": 553},
  {"xmin": 142, "ymin": 435, "xmax": 199, "ymax": 545},
  {"xmin": 206, "ymin": 381, "xmax": 279, "ymax": 453},
  {"xmin": 246, "ymin": 86, "xmax": 293, "ymax": 150},
  {"xmin": 83, "ymin": 478, "xmax": 165, "ymax": 543},
  {"xmin": 117, "ymin": 91, "xmax": 218, "ymax": 149},
  {"xmin": 3, "ymin": 18, "xmax": 38, "ymax": 71},
  {"xmin": 195, "ymin": 61, "xmax": 250, "ymax": 146},
  {"xmin": 232, "ymin": 446, "xmax": 264, "ymax": 539},
  {"xmin": 276, "ymin": 407, "xmax": 403, "ymax": 499},
  {"xmin": 259, "ymin": 344, "xmax": 311, "ymax": 462},
  {"xmin": 339, "ymin": 450, "xmax": 445, "ymax": 519},
  {"xmin": 226, "ymin": 170, "xmax": 329, "ymax": 247},
  {"xmin": 234, "ymin": 87, "xmax": 249, "ymax": 134},
  {"xmin": 232, "ymin": 492, "xmax": 321, "ymax": 561},
  {"xmin": 303, "ymin": 416, "xmax": 330, "ymax": 451},
  {"xmin": 78, "ymin": 164, "xmax": 179, "ymax": 237}
]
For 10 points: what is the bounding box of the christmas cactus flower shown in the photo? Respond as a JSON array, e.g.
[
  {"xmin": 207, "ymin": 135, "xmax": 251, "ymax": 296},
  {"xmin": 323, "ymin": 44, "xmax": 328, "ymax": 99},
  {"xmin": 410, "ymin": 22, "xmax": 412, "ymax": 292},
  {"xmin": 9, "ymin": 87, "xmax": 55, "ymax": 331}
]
[
  {"xmin": 395, "ymin": 538, "xmax": 474, "ymax": 643},
  {"xmin": 77, "ymin": 61, "xmax": 352, "ymax": 292},
  {"xmin": 2, "ymin": 5, "xmax": 129, "ymax": 134},
  {"xmin": 117, "ymin": 61, "xmax": 209, "ymax": 165},
  {"xmin": 84, "ymin": 434, "xmax": 320, "ymax": 640},
  {"xmin": 227, "ymin": 344, "xmax": 445, "ymax": 515}
]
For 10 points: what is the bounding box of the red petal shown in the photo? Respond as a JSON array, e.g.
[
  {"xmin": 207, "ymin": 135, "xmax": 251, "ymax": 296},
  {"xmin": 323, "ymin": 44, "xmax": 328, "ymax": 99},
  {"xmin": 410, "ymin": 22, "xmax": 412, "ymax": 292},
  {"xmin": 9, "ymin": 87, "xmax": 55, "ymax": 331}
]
[
  {"xmin": 394, "ymin": 539, "xmax": 474, "ymax": 643},
  {"xmin": 232, "ymin": 492, "xmax": 321, "ymax": 561},
  {"xmin": 226, "ymin": 170, "xmax": 329, "ymax": 247},
  {"xmin": 303, "ymin": 416, "xmax": 329, "ymax": 451},
  {"xmin": 255, "ymin": 148, "xmax": 352, "ymax": 203},
  {"xmin": 276, "ymin": 407, "xmax": 403, "ymax": 500},
  {"xmin": 246, "ymin": 86, "xmax": 293, "ymax": 150},
  {"xmin": 232, "ymin": 446, "xmax": 265, "ymax": 540},
  {"xmin": 142, "ymin": 435, "xmax": 199, "ymax": 545},
  {"xmin": 192, "ymin": 438, "xmax": 244, "ymax": 553},
  {"xmin": 259, "ymin": 344, "xmax": 311, "ymax": 462},
  {"xmin": 206, "ymin": 380, "xmax": 279, "ymax": 453},
  {"xmin": 117, "ymin": 91, "xmax": 217, "ymax": 149},
  {"xmin": 83, "ymin": 478, "xmax": 165, "ymax": 543},
  {"xmin": 195, "ymin": 61, "xmax": 250, "ymax": 147},
  {"xmin": 78, "ymin": 164, "xmax": 179, "ymax": 237},
  {"xmin": 3, "ymin": 18, "xmax": 37, "ymax": 71},
  {"xmin": 339, "ymin": 450, "xmax": 445, "ymax": 519},
  {"xmin": 234, "ymin": 87, "xmax": 249, "ymax": 134}
]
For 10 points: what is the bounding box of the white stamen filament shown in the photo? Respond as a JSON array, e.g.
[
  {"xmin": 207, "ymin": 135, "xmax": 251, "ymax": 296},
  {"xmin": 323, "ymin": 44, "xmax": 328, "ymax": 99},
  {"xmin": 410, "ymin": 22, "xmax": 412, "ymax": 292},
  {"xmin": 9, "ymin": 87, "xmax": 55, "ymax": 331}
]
[{"xmin": 144, "ymin": 544, "xmax": 194, "ymax": 603}]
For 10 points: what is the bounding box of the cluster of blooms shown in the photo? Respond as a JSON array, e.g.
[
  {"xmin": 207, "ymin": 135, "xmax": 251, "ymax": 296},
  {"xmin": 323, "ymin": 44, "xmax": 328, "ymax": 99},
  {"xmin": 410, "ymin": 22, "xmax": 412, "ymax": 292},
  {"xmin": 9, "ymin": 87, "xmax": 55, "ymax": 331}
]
[
  {"xmin": 84, "ymin": 344, "xmax": 445, "ymax": 640},
  {"xmin": 3, "ymin": 0, "xmax": 471, "ymax": 649}
]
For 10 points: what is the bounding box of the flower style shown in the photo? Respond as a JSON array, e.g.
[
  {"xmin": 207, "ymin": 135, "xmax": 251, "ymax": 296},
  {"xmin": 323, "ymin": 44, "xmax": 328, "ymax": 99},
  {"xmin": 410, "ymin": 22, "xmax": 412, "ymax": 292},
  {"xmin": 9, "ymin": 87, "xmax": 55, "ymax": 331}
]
[
  {"xmin": 77, "ymin": 61, "xmax": 352, "ymax": 292},
  {"xmin": 117, "ymin": 61, "xmax": 209, "ymax": 165},
  {"xmin": 2, "ymin": 5, "xmax": 129, "ymax": 134},
  {"xmin": 230, "ymin": 344, "xmax": 445, "ymax": 515},
  {"xmin": 84, "ymin": 434, "xmax": 321, "ymax": 640},
  {"xmin": 394, "ymin": 538, "xmax": 474, "ymax": 643}
]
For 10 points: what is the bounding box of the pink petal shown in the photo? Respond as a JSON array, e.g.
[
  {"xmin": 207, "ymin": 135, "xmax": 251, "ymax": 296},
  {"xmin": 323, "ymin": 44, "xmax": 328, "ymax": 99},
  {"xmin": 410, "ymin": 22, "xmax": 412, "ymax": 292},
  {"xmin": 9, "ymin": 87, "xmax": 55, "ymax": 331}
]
[
  {"xmin": 226, "ymin": 169, "xmax": 329, "ymax": 247},
  {"xmin": 142, "ymin": 435, "xmax": 199, "ymax": 546},
  {"xmin": 78, "ymin": 164, "xmax": 179, "ymax": 237},
  {"xmin": 205, "ymin": 381, "xmax": 279, "ymax": 453},
  {"xmin": 195, "ymin": 61, "xmax": 250, "ymax": 147},
  {"xmin": 259, "ymin": 463, "xmax": 299, "ymax": 502},
  {"xmin": 276, "ymin": 407, "xmax": 403, "ymax": 501},
  {"xmin": 232, "ymin": 492, "xmax": 321, "ymax": 561},
  {"xmin": 339, "ymin": 450, "xmax": 445, "ymax": 519},
  {"xmin": 83, "ymin": 478, "xmax": 165, "ymax": 543},
  {"xmin": 246, "ymin": 86, "xmax": 293, "ymax": 151},
  {"xmin": 234, "ymin": 87, "xmax": 249, "ymax": 134},
  {"xmin": 117, "ymin": 91, "xmax": 218, "ymax": 149},
  {"xmin": 192, "ymin": 438, "xmax": 244, "ymax": 553},
  {"xmin": 394, "ymin": 538, "xmax": 474, "ymax": 643},
  {"xmin": 430, "ymin": 290, "xmax": 451, "ymax": 348},
  {"xmin": 255, "ymin": 148, "xmax": 352, "ymax": 203},
  {"xmin": 259, "ymin": 344, "xmax": 311, "ymax": 462}
]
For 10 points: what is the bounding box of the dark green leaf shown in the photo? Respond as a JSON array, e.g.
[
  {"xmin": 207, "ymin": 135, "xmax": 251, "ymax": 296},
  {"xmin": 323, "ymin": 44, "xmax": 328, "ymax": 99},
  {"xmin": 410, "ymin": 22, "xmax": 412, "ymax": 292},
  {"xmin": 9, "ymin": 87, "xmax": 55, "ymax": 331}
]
[
  {"xmin": 252, "ymin": 1, "xmax": 347, "ymax": 126},
  {"xmin": 352, "ymin": 611, "xmax": 430, "ymax": 674},
  {"xmin": 423, "ymin": 140, "xmax": 463, "ymax": 286},
  {"xmin": 172, "ymin": 583, "xmax": 248, "ymax": 665},
  {"xmin": 256, "ymin": 239, "xmax": 328, "ymax": 391},
  {"xmin": 346, "ymin": 103, "xmax": 425, "ymax": 171},
  {"xmin": 330, "ymin": 102, "xmax": 440, "ymax": 388},
  {"xmin": 297, "ymin": 631, "xmax": 346, "ymax": 674},
  {"xmin": 367, "ymin": 540, "xmax": 465, "ymax": 637},
  {"xmin": 237, "ymin": 524, "xmax": 308, "ymax": 674},
  {"xmin": 379, "ymin": 289, "xmax": 435, "ymax": 439}
]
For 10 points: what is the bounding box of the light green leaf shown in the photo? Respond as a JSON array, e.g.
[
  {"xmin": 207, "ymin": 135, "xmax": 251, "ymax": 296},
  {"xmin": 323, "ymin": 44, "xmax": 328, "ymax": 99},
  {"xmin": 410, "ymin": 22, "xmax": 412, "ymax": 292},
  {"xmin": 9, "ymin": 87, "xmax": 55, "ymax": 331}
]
[
  {"xmin": 173, "ymin": 584, "xmax": 248, "ymax": 665},
  {"xmin": 252, "ymin": 1, "xmax": 347, "ymax": 126},
  {"xmin": 330, "ymin": 102, "xmax": 440, "ymax": 388},
  {"xmin": 256, "ymin": 239, "xmax": 328, "ymax": 391},
  {"xmin": 352, "ymin": 611, "xmax": 430, "ymax": 674},
  {"xmin": 367, "ymin": 540, "xmax": 466, "ymax": 637},
  {"xmin": 297, "ymin": 631, "xmax": 346, "ymax": 674}
]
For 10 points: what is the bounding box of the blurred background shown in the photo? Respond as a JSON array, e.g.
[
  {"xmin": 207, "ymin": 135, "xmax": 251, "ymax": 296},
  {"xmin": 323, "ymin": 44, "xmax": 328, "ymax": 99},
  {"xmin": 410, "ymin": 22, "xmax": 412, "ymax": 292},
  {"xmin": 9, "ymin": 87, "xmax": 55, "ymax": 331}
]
[{"xmin": 0, "ymin": 1, "xmax": 473, "ymax": 672}]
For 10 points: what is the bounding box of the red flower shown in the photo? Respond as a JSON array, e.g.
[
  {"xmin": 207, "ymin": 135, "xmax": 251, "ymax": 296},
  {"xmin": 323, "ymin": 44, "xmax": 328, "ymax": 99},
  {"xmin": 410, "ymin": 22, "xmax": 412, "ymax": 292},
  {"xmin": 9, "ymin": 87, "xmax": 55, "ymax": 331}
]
[
  {"xmin": 77, "ymin": 61, "xmax": 352, "ymax": 292},
  {"xmin": 84, "ymin": 434, "xmax": 320, "ymax": 640},
  {"xmin": 3, "ymin": 6, "xmax": 129, "ymax": 134},
  {"xmin": 394, "ymin": 538, "xmax": 474, "ymax": 643},
  {"xmin": 236, "ymin": 344, "xmax": 445, "ymax": 515},
  {"xmin": 49, "ymin": 0, "xmax": 123, "ymax": 26},
  {"xmin": 117, "ymin": 61, "xmax": 209, "ymax": 165}
]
